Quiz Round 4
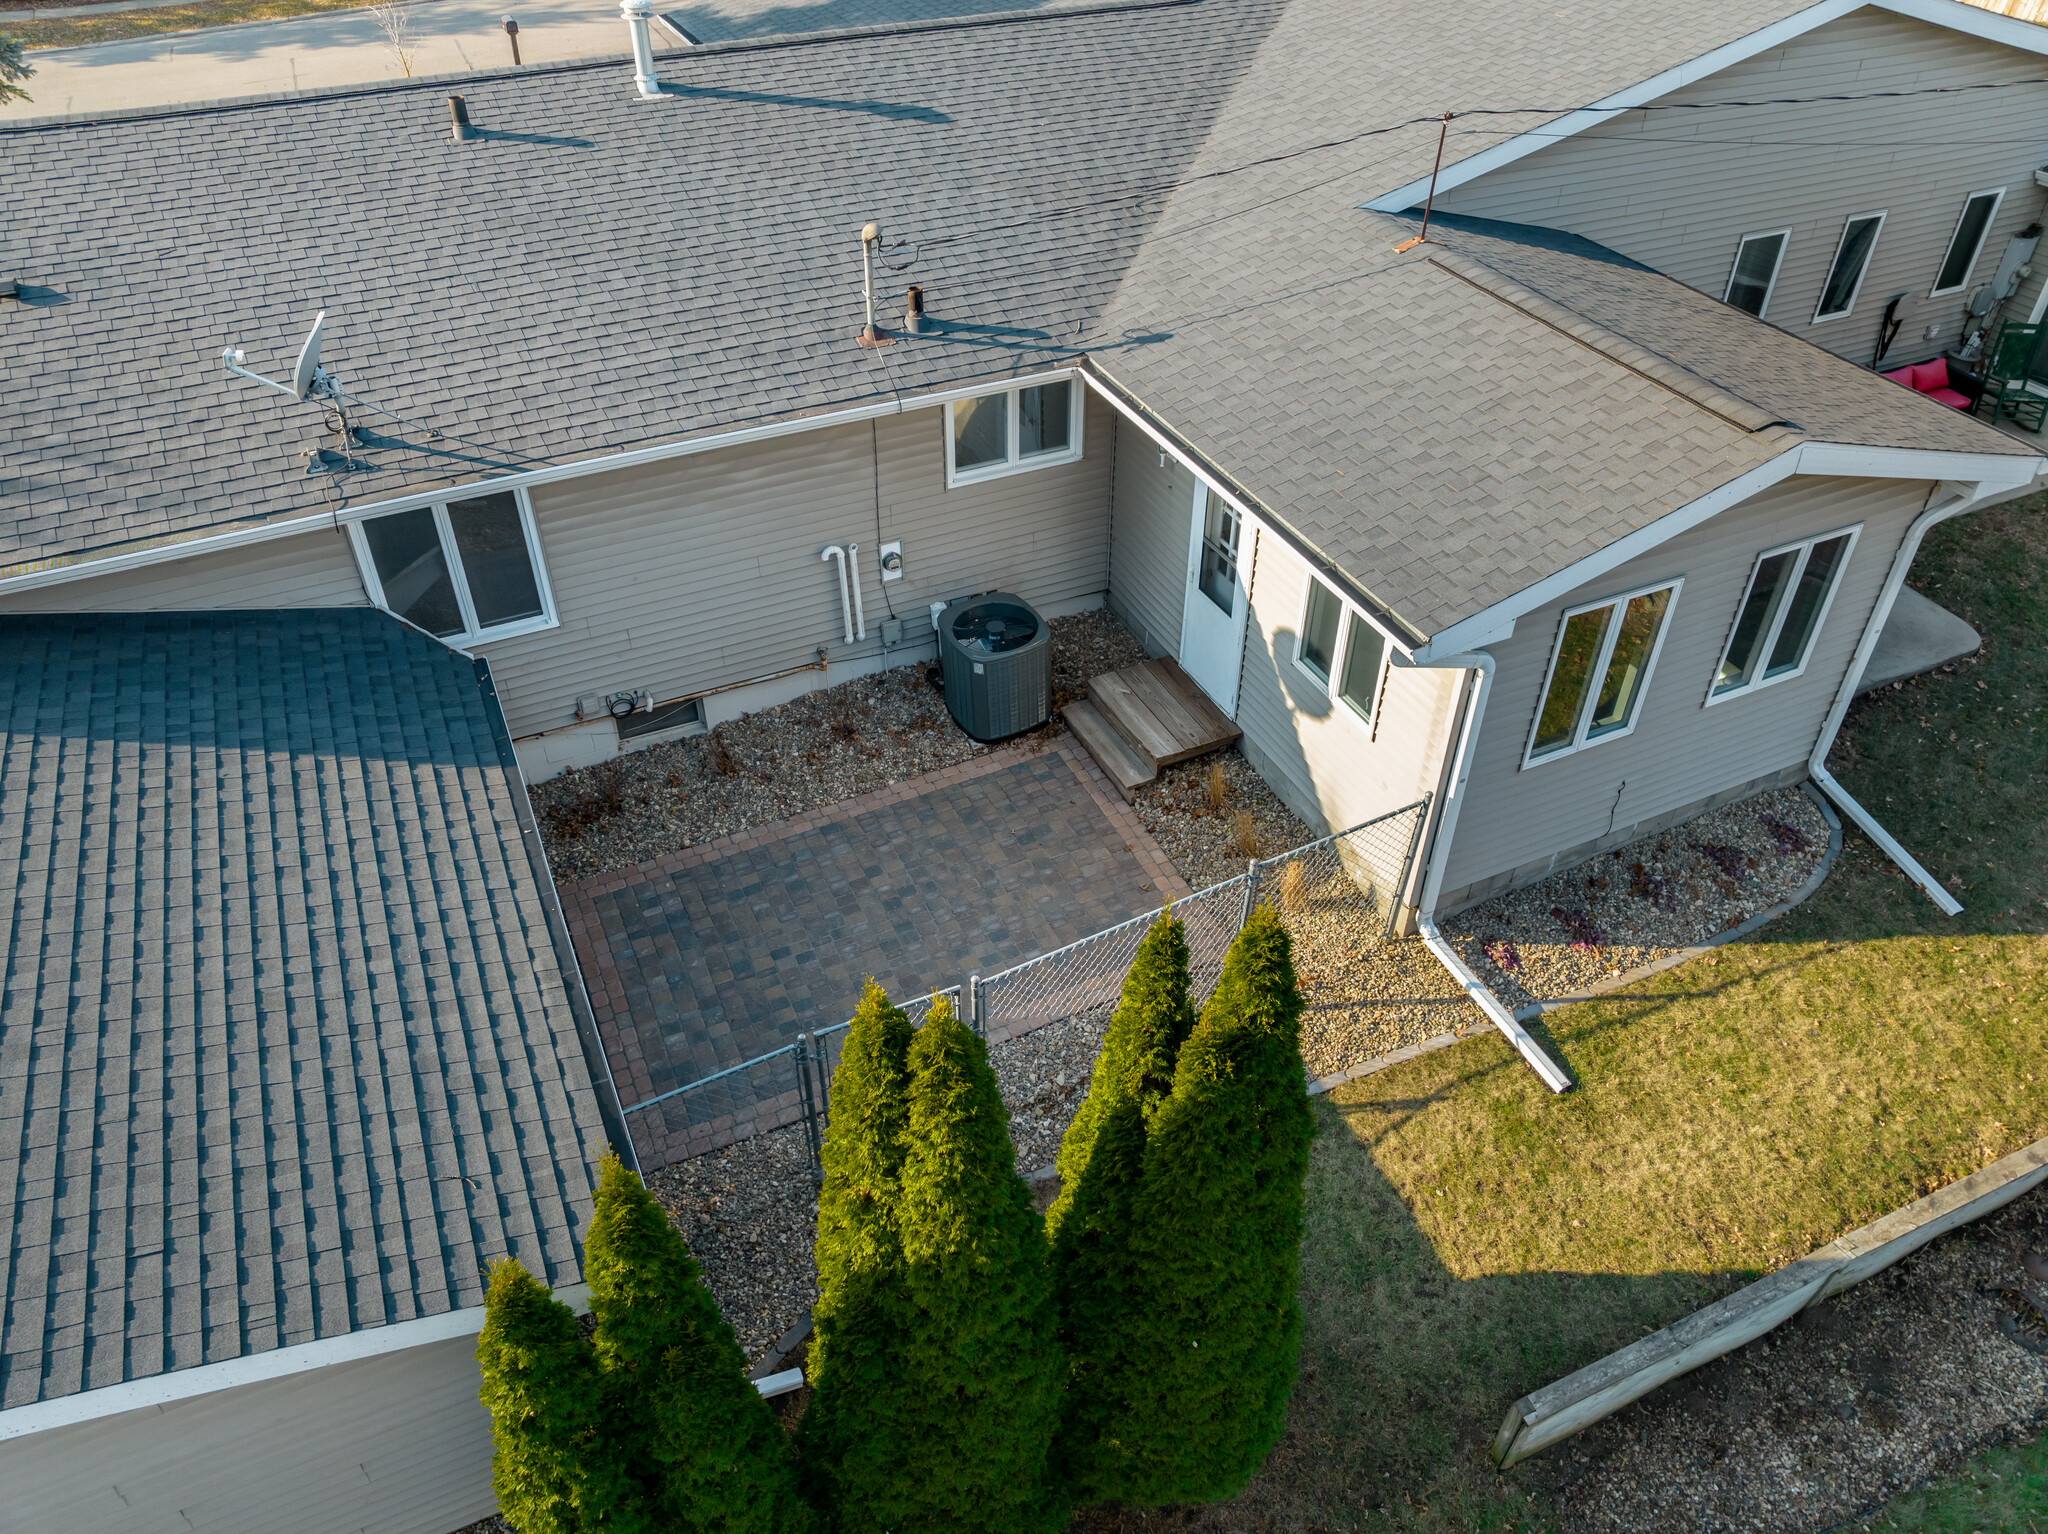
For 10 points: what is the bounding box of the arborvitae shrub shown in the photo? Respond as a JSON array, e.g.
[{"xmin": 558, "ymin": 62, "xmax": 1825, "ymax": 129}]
[
  {"xmin": 891, "ymin": 995, "xmax": 1067, "ymax": 1534},
  {"xmin": 797, "ymin": 980, "xmax": 917, "ymax": 1530},
  {"xmin": 1111, "ymin": 905, "xmax": 1316, "ymax": 1505},
  {"xmin": 477, "ymin": 1257, "xmax": 635, "ymax": 1534},
  {"xmin": 1046, "ymin": 912, "xmax": 1196, "ymax": 1500},
  {"xmin": 585, "ymin": 1153, "xmax": 806, "ymax": 1534}
]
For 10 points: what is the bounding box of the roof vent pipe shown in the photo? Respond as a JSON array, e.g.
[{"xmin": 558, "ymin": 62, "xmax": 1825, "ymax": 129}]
[
  {"xmin": 448, "ymin": 95, "xmax": 474, "ymax": 141},
  {"xmin": 620, "ymin": 0, "xmax": 661, "ymax": 97}
]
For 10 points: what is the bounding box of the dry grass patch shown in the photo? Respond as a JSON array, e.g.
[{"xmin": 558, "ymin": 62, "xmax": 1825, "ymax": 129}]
[{"xmin": 9, "ymin": 0, "xmax": 385, "ymax": 50}]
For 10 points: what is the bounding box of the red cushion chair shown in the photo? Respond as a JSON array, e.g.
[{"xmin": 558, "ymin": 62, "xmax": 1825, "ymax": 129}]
[{"xmin": 1883, "ymin": 357, "xmax": 1975, "ymax": 411}]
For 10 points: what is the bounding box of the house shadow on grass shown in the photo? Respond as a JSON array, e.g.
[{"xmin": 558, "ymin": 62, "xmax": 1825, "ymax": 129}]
[{"xmin": 1067, "ymin": 1076, "xmax": 1753, "ymax": 1532}]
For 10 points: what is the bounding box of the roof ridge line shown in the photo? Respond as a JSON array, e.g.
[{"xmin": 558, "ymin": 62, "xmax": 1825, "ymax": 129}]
[{"xmin": 1425, "ymin": 249, "xmax": 1785, "ymax": 434}]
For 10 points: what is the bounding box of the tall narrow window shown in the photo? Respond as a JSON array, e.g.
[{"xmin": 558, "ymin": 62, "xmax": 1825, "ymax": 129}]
[
  {"xmin": 1931, "ymin": 188, "xmax": 2004, "ymax": 296},
  {"xmin": 1710, "ymin": 528, "xmax": 1858, "ymax": 701},
  {"xmin": 1197, "ymin": 491, "xmax": 1240, "ymax": 616},
  {"xmin": 1336, "ymin": 613, "xmax": 1385, "ymax": 723},
  {"xmin": 1294, "ymin": 574, "xmax": 1389, "ymax": 732},
  {"xmin": 1298, "ymin": 579, "xmax": 1342, "ymax": 683},
  {"xmin": 352, "ymin": 489, "xmax": 556, "ymax": 646},
  {"xmin": 944, "ymin": 377, "xmax": 1084, "ymax": 485},
  {"xmin": 1724, "ymin": 230, "xmax": 1789, "ymax": 318},
  {"xmin": 1525, "ymin": 581, "xmax": 1681, "ymax": 765},
  {"xmin": 1814, "ymin": 212, "xmax": 1885, "ymax": 321}
]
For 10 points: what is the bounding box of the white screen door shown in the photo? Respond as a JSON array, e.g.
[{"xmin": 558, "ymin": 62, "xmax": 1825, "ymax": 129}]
[{"xmin": 1180, "ymin": 482, "xmax": 1249, "ymax": 714}]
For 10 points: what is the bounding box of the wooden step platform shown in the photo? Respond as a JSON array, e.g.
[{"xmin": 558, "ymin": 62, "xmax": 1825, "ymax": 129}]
[{"xmin": 1061, "ymin": 657, "xmax": 1241, "ymax": 802}]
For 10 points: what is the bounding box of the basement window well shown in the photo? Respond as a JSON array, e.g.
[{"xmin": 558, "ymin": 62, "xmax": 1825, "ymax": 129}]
[
  {"xmin": 350, "ymin": 488, "xmax": 557, "ymax": 646},
  {"xmin": 944, "ymin": 376, "xmax": 1084, "ymax": 486}
]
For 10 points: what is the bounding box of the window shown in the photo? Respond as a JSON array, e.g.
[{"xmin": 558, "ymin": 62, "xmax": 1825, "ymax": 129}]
[
  {"xmin": 1709, "ymin": 528, "xmax": 1858, "ymax": 701},
  {"xmin": 1197, "ymin": 491, "xmax": 1241, "ymax": 616},
  {"xmin": 1931, "ymin": 188, "xmax": 2004, "ymax": 296},
  {"xmin": 1813, "ymin": 211, "xmax": 1885, "ymax": 321},
  {"xmin": 1524, "ymin": 580, "xmax": 1680, "ymax": 765},
  {"xmin": 351, "ymin": 489, "xmax": 555, "ymax": 645},
  {"xmin": 1294, "ymin": 575, "xmax": 1390, "ymax": 728},
  {"xmin": 1723, "ymin": 230, "xmax": 1789, "ymax": 318},
  {"xmin": 943, "ymin": 377, "xmax": 1083, "ymax": 485}
]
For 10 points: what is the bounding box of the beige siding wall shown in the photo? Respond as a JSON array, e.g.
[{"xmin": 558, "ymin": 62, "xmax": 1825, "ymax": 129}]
[
  {"xmin": 1439, "ymin": 473, "xmax": 1932, "ymax": 905},
  {"xmin": 1236, "ymin": 527, "xmax": 1463, "ymax": 838},
  {"xmin": 1436, "ymin": 8, "xmax": 2048, "ymax": 364},
  {"xmin": 479, "ymin": 395, "xmax": 1115, "ymax": 737},
  {"xmin": 1107, "ymin": 432, "xmax": 1196, "ymax": 658},
  {"xmin": 0, "ymin": 530, "xmax": 367, "ymax": 612},
  {"xmin": 0, "ymin": 1334, "xmax": 494, "ymax": 1534}
]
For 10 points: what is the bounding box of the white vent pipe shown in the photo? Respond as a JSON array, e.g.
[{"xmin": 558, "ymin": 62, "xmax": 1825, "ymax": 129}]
[
  {"xmin": 821, "ymin": 546, "xmax": 853, "ymax": 645},
  {"xmin": 620, "ymin": 0, "xmax": 660, "ymax": 97},
  {"xmin": 846, "ymin": 542, "xmax": 866, "ymax": 641}
]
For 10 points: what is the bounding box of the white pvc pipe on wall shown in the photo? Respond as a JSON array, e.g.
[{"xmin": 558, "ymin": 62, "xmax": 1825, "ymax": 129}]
[{"xmin": 821, "ymin": 545, "xmax": 853, "ymax": 646}]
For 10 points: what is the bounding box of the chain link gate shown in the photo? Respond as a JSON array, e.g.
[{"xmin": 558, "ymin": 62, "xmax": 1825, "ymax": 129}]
[{"xmin": 615, "ymin": 799, "xmax": 1428, "ymax": 1170}]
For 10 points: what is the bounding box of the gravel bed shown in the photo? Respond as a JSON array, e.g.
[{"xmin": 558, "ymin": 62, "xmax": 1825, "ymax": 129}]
[
  {"xmin": 532, "ymin": 610, "xmax": 1145, "ymax": 882},
  {"xmin": 1554, "ymin": 1184, "xmax": 2048, "ymax": 1533},
  {"xmin": 1448, "ymin": 784, "xmax": 1832, "ymax": 1010},
  {"xmin": 1130, "ymin": 746, "xmax": 1316, "ymax": 893},
  {"xmin": 986, "ymin": 1006, "xmax": 1114, "ymax": 1177}
]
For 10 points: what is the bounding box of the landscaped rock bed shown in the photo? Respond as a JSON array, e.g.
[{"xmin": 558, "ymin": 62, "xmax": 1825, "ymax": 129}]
[
  {"xmin": 1551, "ymin": 1182, "xmax": 2048, "ymax": 1533},
  {"xmin": 1132, "ymin": 747, "xmax": 1316, "ymax": 892},
  {"xmin": 1448, "ymin": 783, "xmax": 1833, "ymax": 1012},
  {"xmin": 531, "ymin": 609, "xmax": 1146, "ymax": 881}
]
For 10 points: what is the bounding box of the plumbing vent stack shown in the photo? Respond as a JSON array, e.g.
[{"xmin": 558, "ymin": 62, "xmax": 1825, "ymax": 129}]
[
  {"xmin": 904, "ymin": 285, "xmax": 924, "ymax": 335},
  {"xmin": 620, "ymin": 0, "xmax": 661, "ymax": 97},
  {"xmin": 448, "ymin": 95, "xmax": 474, "ymax": 141}
]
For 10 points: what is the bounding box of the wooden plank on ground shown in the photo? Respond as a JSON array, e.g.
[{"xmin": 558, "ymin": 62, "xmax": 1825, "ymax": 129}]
[
  {"xmin": 1153, "ymin": 656, "xmax": 1242, "ymax": 744},
  {"xmin": 1062, "ymin": 699, "xmax": 1154, "ymax": 801},
  {"xmin": 1090, "ymin": 671, "xmax": 1179, "ymax": 770},
  {"xmin": 1124, "ymin": 662, "xmax": 1210, "ymax": 757}
]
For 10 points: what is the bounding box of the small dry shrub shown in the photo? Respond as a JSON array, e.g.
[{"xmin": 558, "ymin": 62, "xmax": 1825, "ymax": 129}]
[
  {"xmin": 1204, "ymin": 761, "xmax": 1229, "ymax": 816},
  {"xmin": 1227, "ymin": 809, "xmax": 1260, "ymax": 860},
  {"xmin": 542, "ymin": 759, "xmax": 628, "ymax": 842},
  {"xmin": 1277, "ymin": 859, "xmax": 1307, "ymax": 919},
  {"xmin": 705, "ymin": 729, "xmax": 740, "ymax": 777}
]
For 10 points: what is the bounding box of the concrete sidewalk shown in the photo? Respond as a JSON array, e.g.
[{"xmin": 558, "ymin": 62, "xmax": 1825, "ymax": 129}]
[{"xmin": 0, "ymin": 0, "xmax": 1079, "ymax": 118}]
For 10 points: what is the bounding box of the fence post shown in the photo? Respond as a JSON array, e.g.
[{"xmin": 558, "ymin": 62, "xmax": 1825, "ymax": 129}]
[
  {"xmin": 967, "ymin": 974, "xmax": 985, "ymax": 1039},
  {"xmin": 794, "ymin": 1033, "xmax": 824, "ymax": 1176},
  {"xmin": 1237, "ymin": 857, "xmax": 1261, "ymax": 931},
  {"xmin": 1385, "ymin": 791, "xmax": 1433, "ymax": 939}
]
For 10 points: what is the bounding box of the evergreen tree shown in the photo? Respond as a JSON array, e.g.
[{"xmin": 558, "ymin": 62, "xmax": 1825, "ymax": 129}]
[
  {"xmin": 585, "ymin": 1152, "xmax": 806, "ymax": 1534},
  {"xmin": 797, "ymin": 980, "xmax": 917, "ymax": 1529},
  {"xmin": 1110, "ymin": 906, "xmax": 1316, "ymax": 1506},
  {"xmin": 0, "ymin": 35, "xmax": 32, "ymax": 106},
  {"xmin": 477, "ymin": 1257, "xmax": 636, "ymax": 1534},
  {"xmin": 1045, "ymin": 912, "xmax": 1196, "ymax": 1500},
  {"xmin": 890, "ymin": 996, "xmax": 1067, "ymax": 1534}
]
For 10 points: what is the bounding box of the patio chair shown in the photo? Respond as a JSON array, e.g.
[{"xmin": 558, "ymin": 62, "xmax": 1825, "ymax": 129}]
[{"xmin": 1973, "ymin": 321, "xmax": 2048, "ymax": 433}]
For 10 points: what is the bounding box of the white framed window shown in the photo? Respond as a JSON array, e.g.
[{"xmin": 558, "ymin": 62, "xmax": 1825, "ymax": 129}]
[
  {"xmin": 1930, "ymin": 187, "xmax": 2005, "ymax": 297},
  {"xmin": 1707, "ymin": 526, "xmax": 1859, "ymax": 704},
  {"xmin": 349, "ymin": 487, "xmax": 557, "ymax": 647},
  {"xmin": 943, "ymin": 376, "xmax": 1084, "ymax": 486},
  {"xmin": 1812, "ymin": 211, "xmax": 1886, "ymax": 322},
  {"xmin": 1723, "ymin": 229, "xmax": 1790, "ymax": 318},
  {"xmin": 1523, "ymin": 579, "xmax": 1681, "ymax": 767},
  {"xmin": 1293, "ymin": 574, "xmax": 1390, "ymax": 730}
]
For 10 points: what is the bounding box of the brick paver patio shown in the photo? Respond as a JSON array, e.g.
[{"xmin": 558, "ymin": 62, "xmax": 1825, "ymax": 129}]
[{"xmin": 559, "ymin": 739, "xmax": 1190, "ymax": 1159}]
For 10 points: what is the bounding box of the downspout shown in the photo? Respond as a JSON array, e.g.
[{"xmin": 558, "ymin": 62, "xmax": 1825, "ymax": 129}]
[
  {"xmin": 1407, "ymin": 650, "xmax": 1574, "ymax": 1094},
  {"xmin": 1805, "ymin": 482, "xmax": 1988, "ymax": 917}
]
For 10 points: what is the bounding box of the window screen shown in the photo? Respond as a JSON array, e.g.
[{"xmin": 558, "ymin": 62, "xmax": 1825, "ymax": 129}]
[
  {"xmin": 1018, "ymin": 381, "xmax": 1072, "ymax": 457},
  {"xmin": 952, "ymin": 394, "xmax": 1008, "ymax": 470},
  {"xmin": 1300, "ymin": 580, "xmax": 1342, "ymax": 684},
  {"xmin": 1714, "ymin": 532, "xmax": 1854, "ymax": 698},
  {"xmin": 1724, "ymin": 232, "xmax": 1787, "ymax": 317},
  {"xmin": 1934, "ymin": 191, "xmax": 2000, "ymax": 294},
  {"xmin": 363, "ymin": 508, "xmax": 465, "ymax": 638},
  {"xmin": 1337, "ymin": 613, "xmax": 1384, "ymax": 723},
  {"xmin": 1529, "ymin": 584, "xmax": 1678, "ymax": 761},
  {"xmin": 1816, "ymin": 214, "xmax": 1883, "ymax": 319},
  {"xmin": 448, "ymin": 493, "xmax": 544, "ymax": 630}
]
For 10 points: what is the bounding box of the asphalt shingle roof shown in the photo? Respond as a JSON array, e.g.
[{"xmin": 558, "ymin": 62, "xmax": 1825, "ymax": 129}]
[
  {"xmin": 1, "ymin": 0, "xmax": 2037, "ymax": 637},
  {"xmin": 0, "ymin": 610, "xmax": 611, "ymax": 1409}
]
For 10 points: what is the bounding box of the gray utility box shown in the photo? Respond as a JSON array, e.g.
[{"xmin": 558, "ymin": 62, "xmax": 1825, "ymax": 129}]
[{"xmin": 937, "ymin": 592, "xmax": 1052, "ymax": 742}]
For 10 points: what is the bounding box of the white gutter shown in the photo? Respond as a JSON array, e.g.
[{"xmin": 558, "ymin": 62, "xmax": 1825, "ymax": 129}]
[
  {"xmin": 1404, "ymin": 650, "xmax": 1574, "ymax": 1094},
  {"xmin": 1805, "ymin": 480, "xmax": 1990, "ymax": 917}
]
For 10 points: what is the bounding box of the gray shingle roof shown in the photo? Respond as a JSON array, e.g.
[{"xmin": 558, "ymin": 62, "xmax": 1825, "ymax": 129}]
[
  {"xmin": 0, "ymin": 610, "xmax": 611, "ymax": 1410},
  {"xmin": 2, "ymin": 0, "xmax": 2036, "ymax": 636}
]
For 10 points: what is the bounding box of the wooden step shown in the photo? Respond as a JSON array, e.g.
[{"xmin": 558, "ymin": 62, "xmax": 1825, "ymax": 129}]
[
  {"xmin": 1062, "ymin": 698, "xmax": 1154, "ymax": 802},
  {"xmin": 1090, "ymin": 658, "xmax": 1240, "ymax": 773}
]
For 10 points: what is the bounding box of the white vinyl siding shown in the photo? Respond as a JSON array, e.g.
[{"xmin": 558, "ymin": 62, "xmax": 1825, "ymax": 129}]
[
  {"xmin": 1431, "ymin": 7, "xmax": 2048, "ymax": 362},
  {"xmin": 1106, "ymin": 435, "xmax": 1195, "ymax": 659},
  {"xmin": 477, "ymin": 394, "xmax": 1116, "ymax": 737},
  {"xmin": 0, "ymin": 531, "xmax": 368, "ymax": 613},
  {"xmin": 1437, "ymin": 474, "xmax": 1931, "ymax": 904},
  {"xmin": 1234, "ymin": 529, "xmax": 1462, "ymax": 842},
  {"xmin": 0, "ymin": 1335, "xmax": 495, "ymax": 1534}
]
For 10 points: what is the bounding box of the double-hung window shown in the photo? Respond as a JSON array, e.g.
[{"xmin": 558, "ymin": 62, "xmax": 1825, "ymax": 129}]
[
  {"xmin": 1709, "ymin": 527, "xmax": 1858, "ymax": 702},
  {"xmin": 1524, "ymin": 580, "xmax": 1680, "ymax": 766},
  {"xmin": 1295, "ymin": 574, "xmax": 1389, "ymax": 728},
  {"xmin": 1813, "ymin": 211, "xmax": 1886, "ymax": 322},
  {"xmin": 944, "ymin": 376, "xmax": 1083, "ymax": 486},
  {"xmin": 351, "ymin": 488, "xmax": 556, "ymax": 646},
  {"xmin": 1723, "ymin": 229, "xmax": 1790, "ymax": 318},
  {"xmin": 1930, "ymin": 188, "xmax": 2004, "ymax": 296}
]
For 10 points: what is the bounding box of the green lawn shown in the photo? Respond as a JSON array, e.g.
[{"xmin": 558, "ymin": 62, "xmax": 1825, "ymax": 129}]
[
  {"xmin": 1090, "ymin": 497, "xmax": 2046, "ymax": 1532},
  {"xmin": 1853, "ymin": 1428, "xmax": 2048, "ymax": 1532}
]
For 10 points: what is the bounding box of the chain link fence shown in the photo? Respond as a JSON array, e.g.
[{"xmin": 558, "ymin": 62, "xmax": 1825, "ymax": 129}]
[{"xmin": 620, "ymin": 798, "xmax": 1428, "ymax": 1170}]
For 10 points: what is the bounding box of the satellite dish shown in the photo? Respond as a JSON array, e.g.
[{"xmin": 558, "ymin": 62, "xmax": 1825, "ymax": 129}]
[{"xmin": 292, "ymin": 311, "xmax": 327, "ymax": 400}]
